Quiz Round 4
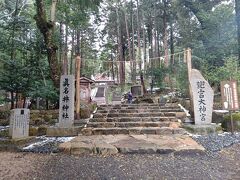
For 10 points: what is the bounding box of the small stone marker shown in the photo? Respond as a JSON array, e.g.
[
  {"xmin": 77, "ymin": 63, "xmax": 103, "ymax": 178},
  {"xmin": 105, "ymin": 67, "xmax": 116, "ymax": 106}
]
[
  {"xmin": 220, "ymin": 80, "xmax": 239, "ymax": 110},
  {"xmin": 190, "ymin": 69, "xmax": 214, "ymax": 125},
  {"xmin": 58, "ymin": 75, "xmax": 75, "ymax": 128},
  {"xmin": 9, "ymin": 108, "xmax": 30, "ymax": 139}
]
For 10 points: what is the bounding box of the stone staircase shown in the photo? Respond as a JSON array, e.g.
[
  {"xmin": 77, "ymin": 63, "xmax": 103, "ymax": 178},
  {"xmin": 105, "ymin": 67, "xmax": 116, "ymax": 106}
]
[
  {"xmin": 79, "ymin": 103, "xmax": 187, "ymax": 136},
  {"xmin": 60, "ymin": 103, "xmax": 205, "ymax": 155}
]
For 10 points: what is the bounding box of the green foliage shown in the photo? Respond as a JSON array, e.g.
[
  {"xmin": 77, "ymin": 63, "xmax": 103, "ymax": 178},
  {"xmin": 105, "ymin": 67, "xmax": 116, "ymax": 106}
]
[
  {"xmin": 0, "ymin": 130, "xmax": 9, "ymax": 137},
  {"xmin": 0, "ymin": 59, "xmax": 31, "ymax": 94},
  {"xmin": 29, "ymin": 127, "xmax": 38, "ymax": 136},
  {"xmin": 203, "ymin": 56, "xmax": 240, "ymax": 86},
  {"xmin": 150, "ymin": 66, "xmax": 169, "ymax": 88},
  {"xmin": 222, "ymin": 113, "xmax": 240, "ymax": 131},
  {"xmin": 37, "ymin": 126, "xmax": 47, "ymax": 136},
  {"xmin": 0, "ymin": 110, "xmax": 10, "ymax": 119},
  {"xmin": 224, "ymin": 113, "xmax": 240, "ymax": 122},
  {"xmin": 175, "ymin": 63, "xmax": 189, "ymax": 95},
  {"xmin": 29, "ymin": 80, "xmax": 58, "ymax": 103}
]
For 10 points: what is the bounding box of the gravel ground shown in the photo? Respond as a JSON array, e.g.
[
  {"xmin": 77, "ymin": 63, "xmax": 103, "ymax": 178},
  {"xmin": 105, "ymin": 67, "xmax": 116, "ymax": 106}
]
[
  {"xmin": 19, "ymin": 133, "xmax": 240, "ymax": 154},
  {"xmin": 0, "ymin": 126, "xmax": 9, "ymax": 131},
  {"xmin": 0, "ymin": 143, "xmax": 240, "ymax": 180},
  {"xmin": 22, "ymin": 136, "xmax": 74, "ymax": 153},
  {"xmin": 191, "ymin": 132, "xmax": 240, "ymax": 152}
]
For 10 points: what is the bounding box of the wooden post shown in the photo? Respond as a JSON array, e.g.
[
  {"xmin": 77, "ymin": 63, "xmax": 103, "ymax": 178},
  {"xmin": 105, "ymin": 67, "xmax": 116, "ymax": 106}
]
[
  {"xmin": 230, "ymin": 110, "xmax": 234, "ymax": 134},
  {"xmin": 183, "ymin": 48, "xmax": 187, "ymax": 63},
  {"xmin": 186, "ymin": 48, "xmax": 192, "ymax": 82},
  {"xmin": 186, "ymin": 48, "xmax": 194, "ymax": 119},
  {"xmin": 75, "ymin": 55, "xmax": 81, "ymax": 120}
]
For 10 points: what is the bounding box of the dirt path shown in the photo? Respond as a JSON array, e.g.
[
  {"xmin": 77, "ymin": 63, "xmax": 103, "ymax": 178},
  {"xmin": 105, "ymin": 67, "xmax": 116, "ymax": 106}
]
[{"xmin": 0, "ymin": 144, "xmax": 240, "ymax": 180}]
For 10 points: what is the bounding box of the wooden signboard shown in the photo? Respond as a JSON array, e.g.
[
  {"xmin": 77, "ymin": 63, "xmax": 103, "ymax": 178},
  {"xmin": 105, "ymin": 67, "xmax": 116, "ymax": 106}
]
[{"xmin": 220, "ymin": 80, "xmax": 239, "ymax": 110}]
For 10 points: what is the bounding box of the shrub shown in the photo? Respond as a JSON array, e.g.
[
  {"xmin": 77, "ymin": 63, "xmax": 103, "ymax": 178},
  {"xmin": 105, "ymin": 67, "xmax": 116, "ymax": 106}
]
[
  {"xmin": 0, "ymin": 119, "xmax": 9, "ymax": 126},
  {"xmin": 0, "ymin": 129, "xmax": 9, "ymax": 137},
  {"xmin": 38, "ymin": 126, "xmax": 47, "ymax": 136},
  {"xmin": 29, "ymin": 127, "xmax": 38, "ymax": 136},
  {"xmin": 48, "ymin": 119, "xmax": 56, "ymax": 125},
  {"xmin": 0, "ymin": 110, "xmax": 10, "ymax": 119},
  {"xmin": 222, "ymin": 113, "xmax": 240, "ymax": 131}
]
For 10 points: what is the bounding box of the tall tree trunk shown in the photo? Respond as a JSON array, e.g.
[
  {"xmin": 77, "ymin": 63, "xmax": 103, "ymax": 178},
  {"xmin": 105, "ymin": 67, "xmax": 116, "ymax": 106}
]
[
  {"xmin": 116, "ymin": 6, "xmax": 125, "ymax": 85},
  {"xmin": 236, "ymin": 0, "xmax": 240, "ymax": 62},
  {"xmin": 64, "ymin": 24, "xmax": 68, "ymax": 74},
  {"xmin": 46, "ymin": 99, "xmax": 49, "ymax": 110},
  {"xmin": 111, "ymin": 52, "xmax": 115, "ymax": 81},
  {"xmin": 59, "ymin": 22, "xmax": 63, "ymax": 65},
  {"xmin": 124, "ymin": 9, "xmax": 133, "ymax": 81},
  {"xmin": 136, "ymin": 0, "xmax": 142, "ymax": 71},
  {"xmin": 76, "ymin": 29, "xmax": 80, "ymax": 56},
  {"xmin": 157, "ymin": 29, "xmax": 161, "ymax": 66},
  {"xmin": 147, "ymin": 23, "xmax": 153, "ymax": 70},
  {"xmin": 140, "ymin": 73, "xmax": 147, "ymax": 95},
  {"xmin": 15, "ymin": 93, "xmax": 18, "ymax": 108},
  {"xmin": 163, "ymin": 0, "xmax": 169, "ymax": 66},
  {"xmin": 142, "ymin": 25, "xmax": 147, "ymax": 73},
  {"xmin": 153, "ymin": 2, "xmax": 160, "ymax": 68},
  {"xmin": 50, "ymin": 0, "xmax": 57, "ymax": 22},
  {"xmin": 170, "ymin": 21, "xmax": 174, "ymax": 65},
  {"xmin": 23, "ymin": 97, "xmax": 26, "ymax": 108},
  {"xmin": 75, "ymin": 56, "xmax": 81, "ymax": 120},
  {"xmin": 153, "ymin": 3, "xmax": 158, "ymax": 58},
  {"xmin": 70, "ymin": 30, "xmax": 75, "ymax": 75},
  {"xmin": 10, "ymin": 0, "xmax": 19, "ymax": 60},
  {"xmin": 11, "ymin": 91, "xmax": 14, "ymax": 109},
  {"xmin": 35, "ymin": 0, "xmax": 60, "ymax": 88},
  {"xmin": 131, "ymin": 0, "xmax": 136, "ymax": 83}
]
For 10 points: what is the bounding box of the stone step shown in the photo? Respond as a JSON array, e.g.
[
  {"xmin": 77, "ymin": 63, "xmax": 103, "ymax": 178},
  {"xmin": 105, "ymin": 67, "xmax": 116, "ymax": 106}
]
[
  {"xmin": 73, "ymin": 119, "xmax": 89, "ymax": 126},
  {"xmin": 59, "ymin": 135, "xmax": 205, "ymax": 156},
  {"xmin": 98, "ymin": 103, "xmax": 179, "ymax": 108},
  {"xmin": 105, "ymin": 109, "xmax": 183, "ymax": 113},
  {"xmin": 93, "ymin": 112, "xmax": 176, "ymax": 118},
  {"xmin": 98, "ymin": 106, "xmax": 180, "ymax": 110},
  {"xmin": 97, "ymin": 105, "xmax": 180, "ymax": 111},
  {"xmin": 81, "ymin": 127, "xmax": 187, "ymax": 136},
  {"xmin": 86, "ymin": 121, "xmax": 171, "ymax": 128},
  {"xmin": 89, "ymin": 117, "xmax": 179, "ymax": 123}
]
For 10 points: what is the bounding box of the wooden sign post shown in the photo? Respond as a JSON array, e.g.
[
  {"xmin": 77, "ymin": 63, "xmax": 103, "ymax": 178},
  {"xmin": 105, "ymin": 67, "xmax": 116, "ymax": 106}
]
[{"xmin": 221, "ymin": 80, "xmax": 239, "ymax": 134}]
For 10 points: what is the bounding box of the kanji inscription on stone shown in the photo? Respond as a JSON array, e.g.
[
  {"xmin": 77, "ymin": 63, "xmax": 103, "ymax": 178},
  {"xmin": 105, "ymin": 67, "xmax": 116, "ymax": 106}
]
[
  {"xmin": 9, "ymin": 109, "xmax": 30, "ymax": 139},
  {"xmin": 58, "ymin": 75, "xmax": 75, "ymax": 127},
  {"xmin": 190, "ymin": 69, "xmax": 214, "ymax": 125}
]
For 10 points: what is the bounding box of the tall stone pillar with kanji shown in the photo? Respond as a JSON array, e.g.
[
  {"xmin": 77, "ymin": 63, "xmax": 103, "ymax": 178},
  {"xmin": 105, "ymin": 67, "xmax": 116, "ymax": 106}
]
[
  {"xmin": 189, "ymin": 69, "xmax": 214, "ymax": 125},
  {"xmin": 58, "ymin": 75, "xmax": 75, "ymax": 127}
]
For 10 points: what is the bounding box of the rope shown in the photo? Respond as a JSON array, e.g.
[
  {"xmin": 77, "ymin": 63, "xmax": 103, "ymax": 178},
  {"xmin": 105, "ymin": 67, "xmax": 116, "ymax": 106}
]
[{"xmin": 79, "ymin": 50, "xmax": 186, "ymax": 63}]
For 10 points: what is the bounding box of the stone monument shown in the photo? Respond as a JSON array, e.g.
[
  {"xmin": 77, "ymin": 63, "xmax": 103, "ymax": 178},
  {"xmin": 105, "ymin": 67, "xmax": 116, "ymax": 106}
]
[
  {"xmin": 131, "ymin": 85, "xmax": 143, "ymax": 97},
  {"xmin": 9, "ymin": 108, "xmax": 30, "ymax": 139},
  {"xmin": 112, "ymin": 92, "xmax": 122, "ymax": 105},
  {"xmin": 189, "ymin": 69, "xmax": 214, "ymax": 125},
  {"xmin": 58, "ymin": 75, "xmax": 75, "ymax": 128}
]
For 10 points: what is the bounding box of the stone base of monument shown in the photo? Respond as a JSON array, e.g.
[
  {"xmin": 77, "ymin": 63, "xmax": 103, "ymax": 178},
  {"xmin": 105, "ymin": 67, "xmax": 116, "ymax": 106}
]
[
  {"xmin": 46, "ymin": 126, "xmax": 83, "ymax": 137},
  {"xmin": 183, "ymin": 123, "xmax": 222, "ymax": 135}
]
